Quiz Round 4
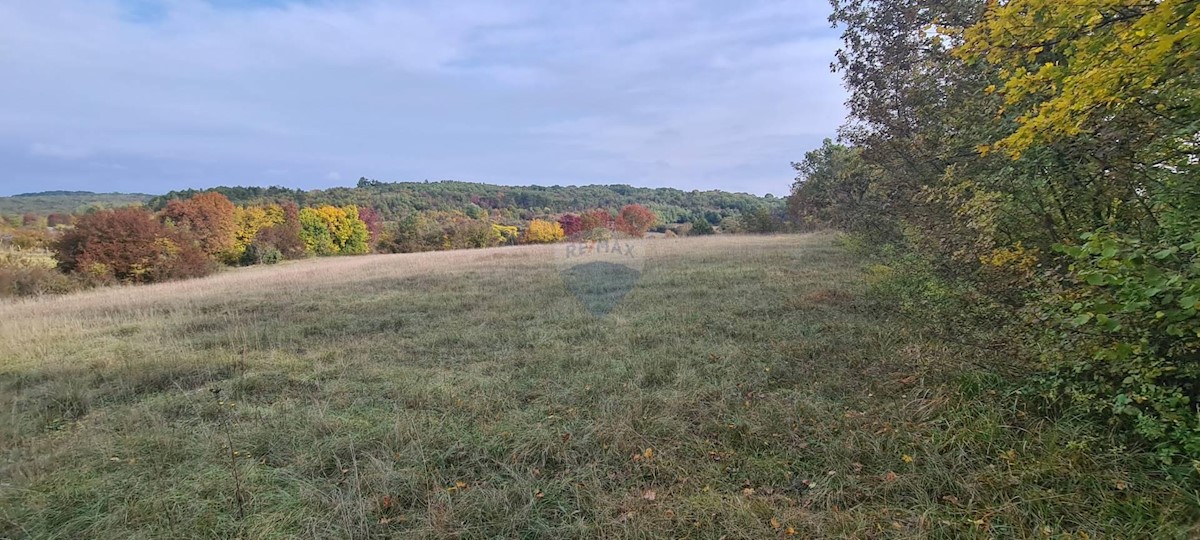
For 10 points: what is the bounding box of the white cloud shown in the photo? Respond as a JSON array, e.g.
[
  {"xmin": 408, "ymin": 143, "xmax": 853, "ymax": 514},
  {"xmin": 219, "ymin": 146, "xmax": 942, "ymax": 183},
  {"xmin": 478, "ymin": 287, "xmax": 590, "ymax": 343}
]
[{"xmin": 0, "ymin": 0, "xmax": 846, "ymax": 196}]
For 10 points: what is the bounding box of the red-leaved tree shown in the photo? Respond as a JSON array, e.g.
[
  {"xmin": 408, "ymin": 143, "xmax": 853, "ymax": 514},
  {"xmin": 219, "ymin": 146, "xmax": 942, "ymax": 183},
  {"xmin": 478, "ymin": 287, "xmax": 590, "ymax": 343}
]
[
  {"xmin": 615, "ymin": 204, "xmax": 656, "ymax": 238},
  {"xmin": 358, "ymin": 206, "xmax": 383, "ymax": 246},
  {"xmin": 55, "ymin": 207, "xmax": 213, "ymax": 283},
  {"xmin": 558, "ymin": 214, "xmax": 583, "ymax": 237},
  {"xmin": 580, "ymin": 209, "xmax": 613, "ymax": 232}
]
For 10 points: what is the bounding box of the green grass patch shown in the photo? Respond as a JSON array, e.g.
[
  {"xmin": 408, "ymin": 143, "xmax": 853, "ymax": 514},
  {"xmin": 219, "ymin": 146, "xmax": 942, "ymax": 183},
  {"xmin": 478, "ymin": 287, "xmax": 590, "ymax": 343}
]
[{"xmin": 1, "ymin": 234, "xmax": 1196, "ymax": 538}]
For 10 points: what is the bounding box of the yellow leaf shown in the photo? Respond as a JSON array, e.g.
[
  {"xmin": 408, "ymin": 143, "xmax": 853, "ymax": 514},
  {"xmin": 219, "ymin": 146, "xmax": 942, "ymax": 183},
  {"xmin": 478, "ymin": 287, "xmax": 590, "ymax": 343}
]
[
  {"xmin": 642, "ymin": 447, "xmax": 654, "ymax": 460},
  {"xmin": 901, "ymin": 454, "xmax": 914, "ymax": 464},
  {"xmin": 770, "ymin": 517, "xmax": 781, "ymax": 530}
]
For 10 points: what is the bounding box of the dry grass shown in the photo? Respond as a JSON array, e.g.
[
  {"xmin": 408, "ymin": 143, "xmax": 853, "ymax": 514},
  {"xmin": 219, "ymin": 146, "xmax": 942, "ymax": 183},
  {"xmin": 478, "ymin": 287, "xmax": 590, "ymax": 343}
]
[{"xmin": 1, "ymin": 233, "xmax": 1195, "ymax": 539}]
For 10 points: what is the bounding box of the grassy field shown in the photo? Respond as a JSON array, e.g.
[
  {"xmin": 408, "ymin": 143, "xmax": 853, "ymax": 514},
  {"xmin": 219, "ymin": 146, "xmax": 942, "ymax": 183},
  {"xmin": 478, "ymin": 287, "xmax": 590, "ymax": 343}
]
[{"xmin": 1, "ymin": 234, "xmax": 1195, "ymax": 538}]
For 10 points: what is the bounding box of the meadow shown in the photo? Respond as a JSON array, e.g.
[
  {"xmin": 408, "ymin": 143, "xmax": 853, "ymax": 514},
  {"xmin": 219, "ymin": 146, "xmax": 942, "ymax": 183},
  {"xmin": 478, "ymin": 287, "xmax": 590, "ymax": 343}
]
[{"xmin": 1, "ymin": 234, "xmax": 1195, "ymax": 538}]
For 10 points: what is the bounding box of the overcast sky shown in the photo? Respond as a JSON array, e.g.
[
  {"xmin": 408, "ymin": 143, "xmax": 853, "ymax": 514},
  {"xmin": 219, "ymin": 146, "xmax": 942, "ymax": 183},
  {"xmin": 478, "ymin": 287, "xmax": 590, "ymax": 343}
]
[{"xmin": 0, "ymin": 0, "xmax": 845, "ymax": 197}]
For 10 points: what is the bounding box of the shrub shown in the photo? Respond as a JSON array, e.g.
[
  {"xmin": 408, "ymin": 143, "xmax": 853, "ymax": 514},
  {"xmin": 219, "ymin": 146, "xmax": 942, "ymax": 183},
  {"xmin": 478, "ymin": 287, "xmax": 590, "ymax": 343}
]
[
  {"xmin": 1037, "ymin": 229, "xmax": 1200, "ymax": 460},
  {"xmin": 240, "ymin": 242, "xmax": 283, "ymax": 266},
  {"xmin": 523, "ymin": 219, "xmax": 565, "ymax": 244},
  {"xmin": 690, "ymin": 218, "xmax": 715, "ymax": 235},
  {"xmin": 743, "ymin": 207, "xmax": 784, "ymax": 234},
  {"xmin": 559, "ymin": 214, "xmax": 583, "ymax": 237},
  {"xmin": 580, "ymin": 209, "xmax": 613, "ymax": 232},
  {"xmin": 492, "ymin": 224, "xmax": 519, "ymax": 245},
  {"xmin": 54, "ymin": 207, "xmax": 215, "ymax": 283},
  {"xmin": 615, "ymin": 204, "xmax": 656, "ymax": 238},
  {"xmin": 0, "ymin": 267, "xmax": 80, "ymax": 298}
]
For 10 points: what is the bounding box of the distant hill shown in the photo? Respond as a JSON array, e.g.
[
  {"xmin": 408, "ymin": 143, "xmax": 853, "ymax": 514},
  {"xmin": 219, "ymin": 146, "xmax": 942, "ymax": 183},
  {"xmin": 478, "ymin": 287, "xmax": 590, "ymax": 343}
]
[
  {"xmin": 150, "ymin": 179, "xmax": 780, "ymax": 223},
  {"xmin": 0, "ymin": 191, "xmax": 152, "ymax": 216}
]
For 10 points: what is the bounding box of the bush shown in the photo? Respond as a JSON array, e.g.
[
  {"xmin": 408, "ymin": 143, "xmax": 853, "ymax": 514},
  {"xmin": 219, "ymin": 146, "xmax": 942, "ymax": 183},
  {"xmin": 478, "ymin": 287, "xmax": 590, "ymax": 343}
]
[
  {"xmin": 0, "ymin": 267, "xmax": 81, "ymax": 298},
  {"xmin": 558, "ymin": 214, "xmax": 583, "ymax": 237},
  {"xmin": 690, "ymin": 218, "xmax": 715, "ymax": 235},
  {"xmin": 240, "ymin": 242, "xmax": 284, "ymax": 266},
  {"xmin": 615, "ymin": 204, "xmax": 656, "ymax": 237},
  {"xmin": 1037, "ymin": 229, "xmax": 1200, "ymax": 460},
  {"xmin": 522, "ymin": 219, "xmax": 565, "ymax": 244},
  {"xmin": 54, "ymin": 207, "xmax": 215, "ymax": 283}
]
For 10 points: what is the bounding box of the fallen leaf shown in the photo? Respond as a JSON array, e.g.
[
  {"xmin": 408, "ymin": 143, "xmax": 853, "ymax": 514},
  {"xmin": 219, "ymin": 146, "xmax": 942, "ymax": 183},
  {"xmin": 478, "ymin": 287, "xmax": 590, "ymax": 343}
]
[
  {"xmin": 643, "ymin": 448, "xmax": 655, "ymax": 460},
  {"xmin": 901, "ymin": 454, "xmax": 914, "ymax": 464},
  {"xmin": 785, "ymin": 526, "xmax": 797, "ymax": 535},
  {"xmin": 770, "ymin": 517, "xmax": 781, "ymax": 530},
  {"xmin": 642, "ymin": 490, "xmax": 656, "ymax": 501},
  {"xmin": 535, "ymin": 491, "xmax": 545, "ymax": 499},
  {"xmin": 883, "ymin": 471, "xmax": 898, "ymax": 482}
]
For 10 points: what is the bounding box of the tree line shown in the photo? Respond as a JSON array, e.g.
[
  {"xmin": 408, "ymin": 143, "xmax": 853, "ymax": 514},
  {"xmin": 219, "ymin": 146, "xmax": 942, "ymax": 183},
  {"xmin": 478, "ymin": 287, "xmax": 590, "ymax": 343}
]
[
  {"xmin": 4, "ymin": 187, "xmax": 771, "ymax": 297},
  {"xmin": 790, "ymin": 0, "xmax": 1199, "ymax": 460}
]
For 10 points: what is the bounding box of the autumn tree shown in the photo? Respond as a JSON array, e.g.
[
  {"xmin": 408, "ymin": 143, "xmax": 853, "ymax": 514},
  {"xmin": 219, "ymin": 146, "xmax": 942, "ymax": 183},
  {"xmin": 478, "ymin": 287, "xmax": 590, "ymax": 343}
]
[
  {"xmin": 219, "ymin": 205, "xmax": 283, "ymax": 263},
  {"xmin": 253, "ymin": 202, "xmax": 305, "ymax": 260},
  {"xmin": 358, "ymin": 206, "xmax": 383, "ymax": 247},
  {"xmin": 299, "ymin": 205, "xmax": 370, "ymax": 255},
  {"xmin": 615, "ymin": 204, "xmax": 656, "ymax": 238},
  {"xmin": 558, "ymin": 214, "xmax": 583, "ymax": 237},
  {"xmin": 580, "ymin": 209, "xmax": 613, "ymax": 232},
  {"xmin": 522, "ymin": 219, "xmax": 565, "ymax": 244},
  {"xmin": 54, "ymin": 207, "xmax": 213, "ymax": 283},
  {"xmin": 823, "ymin": 0, "xmax": 1200, "ymax": 458},
  {"xmin": 161, "ymin": 192, "xmax": 238, "ymax": 258}
]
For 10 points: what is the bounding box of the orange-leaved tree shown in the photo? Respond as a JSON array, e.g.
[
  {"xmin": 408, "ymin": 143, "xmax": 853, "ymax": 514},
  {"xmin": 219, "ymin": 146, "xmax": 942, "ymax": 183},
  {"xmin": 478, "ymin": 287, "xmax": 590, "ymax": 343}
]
[{"xmin": 160, "ymin": 192, "xmax": 237, "ymax": 258}]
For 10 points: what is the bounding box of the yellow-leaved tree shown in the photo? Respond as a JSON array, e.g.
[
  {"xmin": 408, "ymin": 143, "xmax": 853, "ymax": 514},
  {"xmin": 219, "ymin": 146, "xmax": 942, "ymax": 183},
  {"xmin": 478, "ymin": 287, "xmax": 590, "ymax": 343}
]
[
  {"xmin": 958, "ymin": 0, "xmax": 1200, "ymax": 156},
  {"xmin": 522, "ymin": 219, "xmax": 564, "ymax": 244},
  {"xmin": 224, "ymin": 205, "xmax": 285, "ymax": 264}
]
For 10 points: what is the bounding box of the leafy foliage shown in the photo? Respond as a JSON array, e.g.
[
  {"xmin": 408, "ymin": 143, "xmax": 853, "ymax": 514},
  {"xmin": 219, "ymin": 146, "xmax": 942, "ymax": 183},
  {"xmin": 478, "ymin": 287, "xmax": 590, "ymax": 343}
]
[
  {"xmin": 614, "ymin": 204, "xmax": 656, "ymax": 238},
  {"xmin": 54, "ymin": 207, "xmax": 213, "ymax": 283},
  {"xmin": 299, "ymin": 206, "xmax": 369, "ymax": 256},
  {"xmin": 817, "ymin": 0, "xmax": 1200, "ymax": 459},
  {"xmin": 558, "ymin": 213, "xmax": 583, "ymax": 237},
  {"xmin": 161, "ymin": 192, "xmax": 238, "ymax": 258},
  {"xmin": 522, "ymin": 219, "xmax": 565, "ymax": 244}
]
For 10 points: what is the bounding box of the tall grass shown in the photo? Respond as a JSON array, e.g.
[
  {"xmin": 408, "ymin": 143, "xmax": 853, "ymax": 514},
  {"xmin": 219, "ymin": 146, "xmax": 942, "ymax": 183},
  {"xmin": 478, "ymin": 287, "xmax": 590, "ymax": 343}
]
[{"xmin": 1, "ymin": 233, "xmax": 1195, "ymax": 538}]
